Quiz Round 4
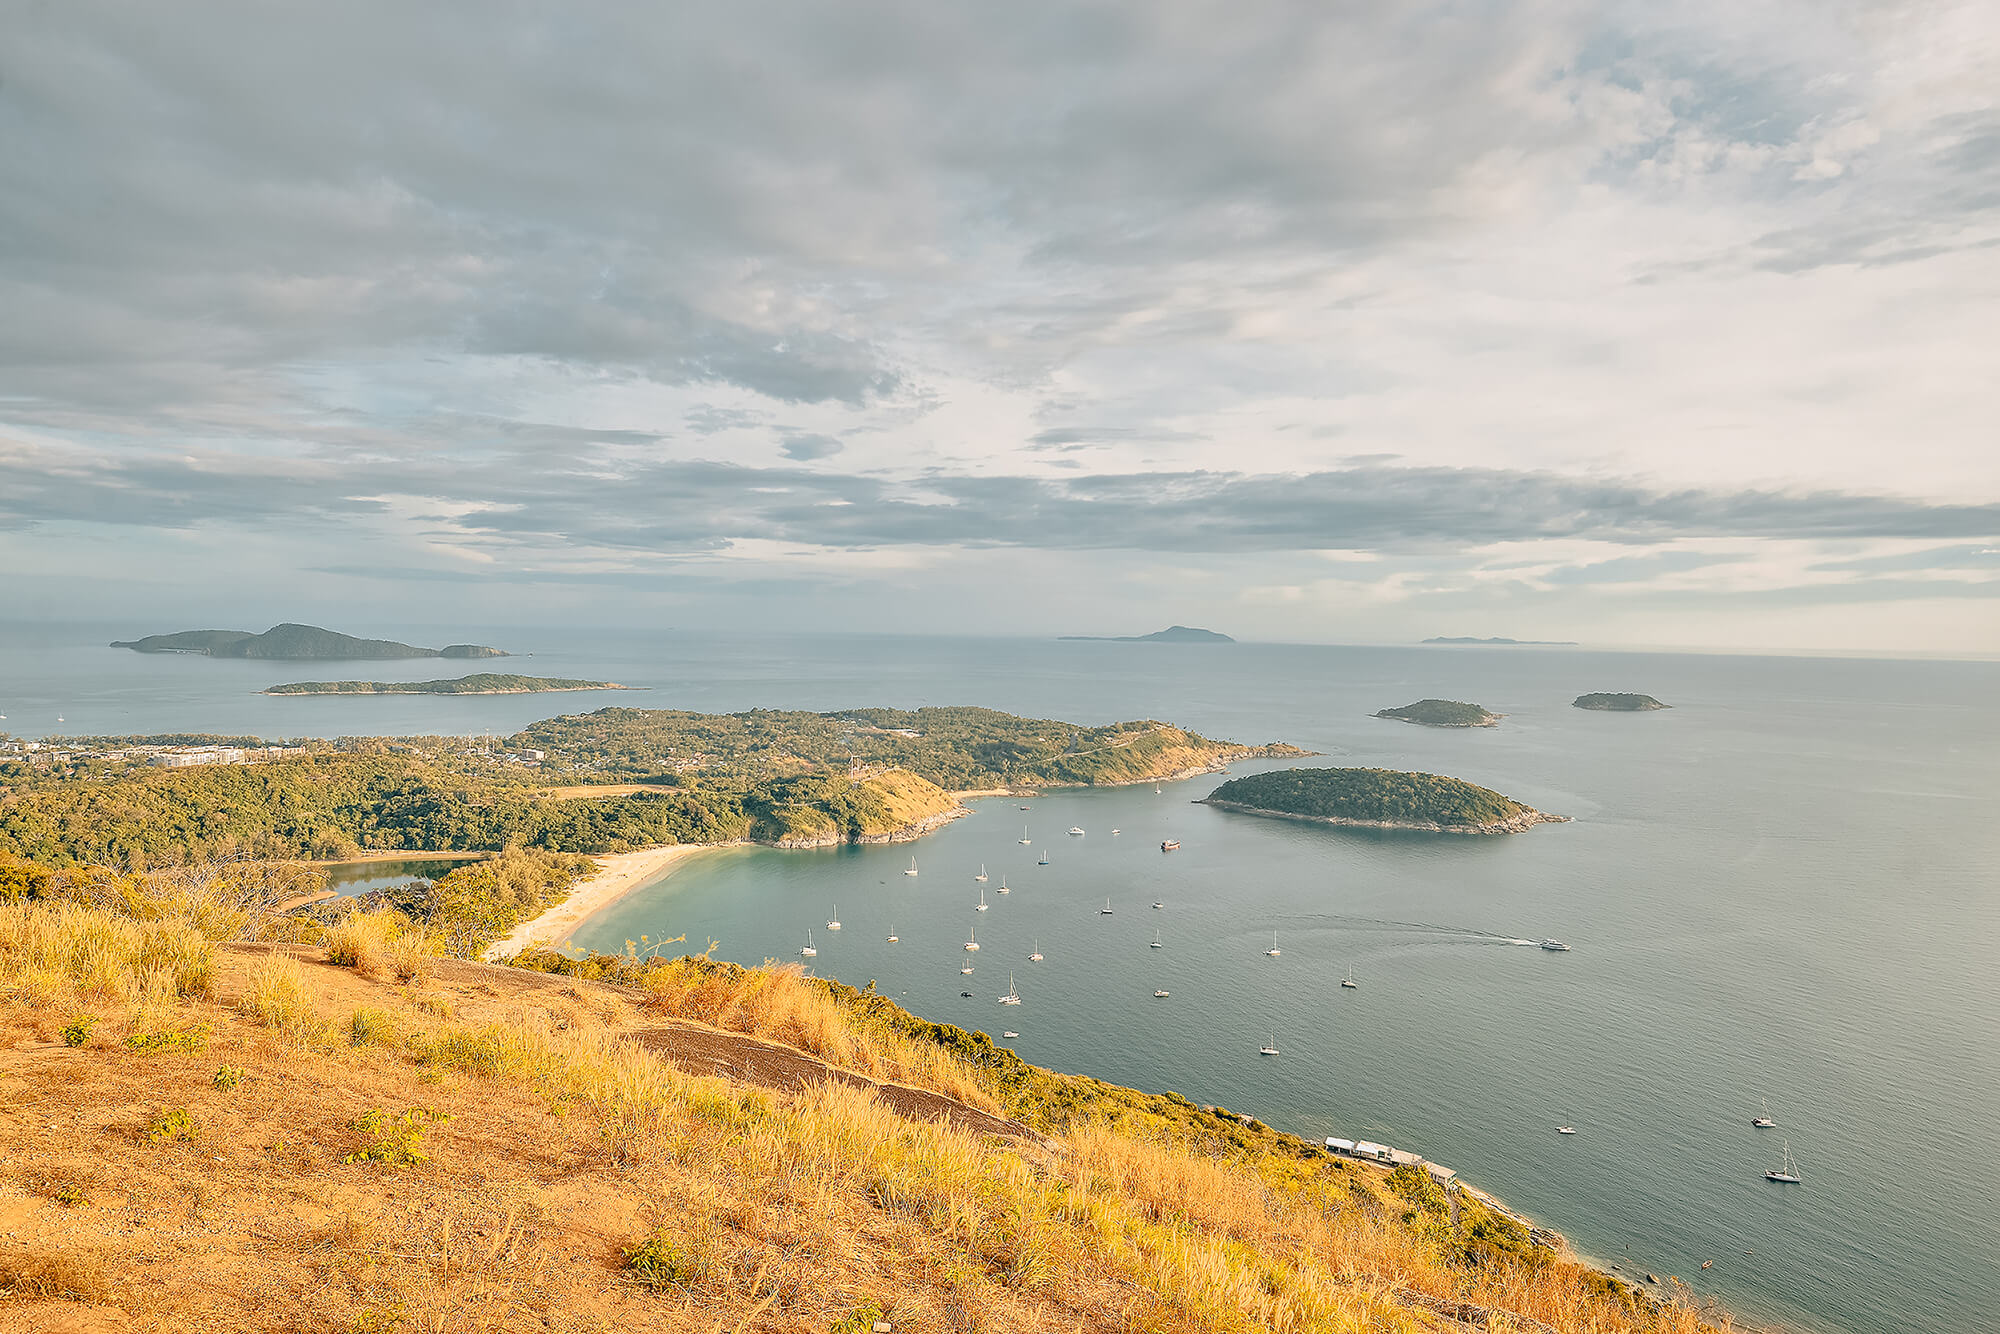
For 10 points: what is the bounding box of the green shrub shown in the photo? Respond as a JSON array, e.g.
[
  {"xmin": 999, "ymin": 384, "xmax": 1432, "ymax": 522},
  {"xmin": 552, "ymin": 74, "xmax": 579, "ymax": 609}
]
[
  {"xmin": 60, "ymin": 1015, "xmax": 96, "ymax": 1047},
  {"xmin": 144, "ymin": 1106, "xmax": 200, "ymax": 1143},
  {"xmin": 125, "ymin": 1023, "xmax": 212, "ymax": 1053},
  {"xmin": 213, "ymin": 1064, "xmax": 244, "ymax": 1090},
  {"xmin": 622, "ymin": 1228, "xmax": 711, "ymax": 1291},
  {"xmin": 344, "ymin": 1108, "xmax": 451, "ymax": 1165}
]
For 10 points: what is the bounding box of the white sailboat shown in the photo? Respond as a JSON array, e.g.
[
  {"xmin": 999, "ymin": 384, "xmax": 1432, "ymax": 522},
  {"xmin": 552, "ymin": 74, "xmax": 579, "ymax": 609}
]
[
  {"xmin": 1765, "ymin": 1141, "xmax": 1802, "ymax": 1184},
  {"xmin": 1150, "ymin": 928, "xmax": 1163, "ymax": 949},
  {"xmin": 961, "ymin": 963, "xmax": 974, "ymax": 974},
  {"xmin": 1099, "ymin": 897, "xmax": 1113, "ymax": 915},
  {"xmin": 974, "ymin": 864, "xmax": 988, "ymax": 882},
  {"xmin": 1019, "ymin": 825, "xmax": 1032, "ymax": 845},
  {"xmin": 1038, "ymin": 848, "xmax": 1050, "ymax": 865},
  {"xmin": 1028, "ymin": 939, "xmax": 1043, "ymax": 961},
  {"xmin": 996, "ymin": 876, "xmax": 1010, "ymax": 894},
  {"xmin": 800, "ymin": 929, "xmax": 816, "ymax": 958},
  {"xmin": 1340, "ymin": 964, "xmax": 1357, "ymax": 989},
  {"xmin": 886, "ymin": 925, "xmax": 898, "ymax": 943},
  {"xmin": 964, "ymin": 926, "xmax": 979, "ymax": 952},
  {"xmin": 974, "ymin": 887, "xmax": 989, "ymax": 912},
  {"xmin": 1259, "ymin": 1035, "xmax": 1280, "ymax": 1056},
  {"xmin": 1265, "ymin": 932, "xmax": 1281, "ymax": 957},
  {"xmin": 1753, "ymin": 1098, "xmax": 1777, "ymax": 1129},
  {"xmin": 998, "ymin": 973, "xmax": 1021, "ymax": 1005},
  {"xmin": 904, "ymin": 856, "xmax": 919, "ymax": 877},
  {"xmin": 826, "ymin": 903, "xmax": 841, "ymax": 930}
]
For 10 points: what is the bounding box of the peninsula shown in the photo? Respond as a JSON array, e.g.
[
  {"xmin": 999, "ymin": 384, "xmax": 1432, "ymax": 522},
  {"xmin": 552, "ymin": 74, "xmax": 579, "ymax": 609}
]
[
  {"xmin": 1202, "ymin": 766, "xmax": 1564, "ymax": 834},
  {"xmin": 1374, "ymin": 699, "xmax": 1500, "ymax": 728},
  {"xmin": 1058, "ymin": 625, "xmax": 1235, "ymax": 643},
  {"xmin": 1573, "ymin": 692, "xmax": 1670, "ymax": 711},
  {"xmin": 262, "ymin": 674, "xmax": 633, "ymax": 697},
  {"xmin": 112, "ymin": 622, "xmax": 508, "ymax": 660}
]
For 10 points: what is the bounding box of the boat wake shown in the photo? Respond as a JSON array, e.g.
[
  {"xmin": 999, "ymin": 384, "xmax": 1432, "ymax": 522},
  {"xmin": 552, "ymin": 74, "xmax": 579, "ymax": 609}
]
[{"xmin": 1293, "ymin": 914, "xmax": 1541, "ymax": 946}]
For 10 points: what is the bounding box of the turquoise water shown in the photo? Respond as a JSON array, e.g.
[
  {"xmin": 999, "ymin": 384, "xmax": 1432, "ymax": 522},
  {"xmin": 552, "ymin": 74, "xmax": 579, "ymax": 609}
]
[{"xmin": 4, "ymin": 622, "xmax": 1997, "ymax": 1333}]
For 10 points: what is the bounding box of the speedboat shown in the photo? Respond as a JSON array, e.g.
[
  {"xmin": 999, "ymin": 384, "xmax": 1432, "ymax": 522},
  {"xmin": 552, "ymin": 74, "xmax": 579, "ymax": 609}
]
[
  {"xmin": 1539, "ymin": 939, "xmax": 1571, "ymax": 952},
  {"xmin": 1153, "ymin": 989, "xmax": 1170, "ymax": 998},
  {"xmin": 1068, "ymin": 826, "xmax": 1085, "ymax": 836},
  {"xmin": 1160, "ymin": 839, "xmax": 1180, "ymax": 851},
  {"xmin": 1557, "ymin": 1126, "xmax": 1576, "ymax": 1135},
  {"xmin": 1001, "ymin": 1030, "xmax": 1019, "ymax": 1039}
]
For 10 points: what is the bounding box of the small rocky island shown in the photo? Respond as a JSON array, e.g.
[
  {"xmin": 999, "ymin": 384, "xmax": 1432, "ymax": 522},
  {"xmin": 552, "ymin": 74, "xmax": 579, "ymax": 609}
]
[
  {"xmin": 1202, "ymin": 766, "xmax": 1564, "ymax": 834},
  {"xmin": 1058, "ymin": 625, "xmax": 1235, "ymax": 643},
  {"xmin": 1573, "ymin": 693, "xmax": 1669, "ymax": 711},
  {"xmin": 263, "ymin": 674, "xmax": 631, "ymax": 696},
  {"xmin": 1374, "ymin": 699, "xmax": 1500, "ymax": 728},
  {"xmin": 114, "ymin": 623, "xmax": 508, "ymax": 660}
]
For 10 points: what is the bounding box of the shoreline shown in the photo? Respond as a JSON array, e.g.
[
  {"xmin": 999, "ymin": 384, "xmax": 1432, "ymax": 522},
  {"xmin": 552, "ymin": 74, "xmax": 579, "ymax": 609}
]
[
  {"xmin": 480, "ymin": 843, "xmax": 737, "ymax": 960},
  {"xmin": 1200, "ymin": 797, "xmax": 1568, "ymax": 835},
  {"xmin": 260, "ymin": 685, "xmax": 637, "ymax": 697}
]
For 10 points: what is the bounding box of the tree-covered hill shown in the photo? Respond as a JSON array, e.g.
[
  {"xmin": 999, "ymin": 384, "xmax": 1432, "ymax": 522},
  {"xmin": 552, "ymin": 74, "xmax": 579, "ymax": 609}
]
[
  {"xmin": 1374, "ymin": 699, "xmax": 1499, "ymax": 727},
  {"xmin": 1203, "ymin": 767, "xmax": 1558, "ymax": 832}
]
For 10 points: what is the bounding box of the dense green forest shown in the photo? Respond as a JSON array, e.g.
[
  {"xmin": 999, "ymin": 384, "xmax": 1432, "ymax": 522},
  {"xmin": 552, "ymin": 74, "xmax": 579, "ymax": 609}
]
[
  {"xmin": 263, "ymin": 674, "xmax": 626, "ymax": 695},
  {"xmin": 1204, "ymin": 767, "xmax": 1531, "ymax": 828},
  {"xmin": 514, "ymin": 704, "xmax": 1288, "ymax": 787},
  {"xmin": 1373, "ymin": 699, "xmax": 1498, "ymax": 727}
]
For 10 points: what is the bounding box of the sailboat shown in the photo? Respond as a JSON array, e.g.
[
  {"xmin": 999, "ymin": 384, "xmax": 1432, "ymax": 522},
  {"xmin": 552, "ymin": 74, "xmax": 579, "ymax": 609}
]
[
  {"xmin": 886, "ymin": 925, "xmax": 899, "ymax": 943},
  {"xmin": 1038, "ymin": 848, "xmax": 1050, "ymax": 865},
  {"xmin": 996, "ymin": 876, "xmax": 1010, "ymax": 894},
  {"xmin": 974, "ymin": 864, "xmax": 988, "ymax": 882},
  {"xmin": 1099, "ymin": 897, "xmax": 1114, "ymax": 915},
  {"xmin": 998, "ymin": 973, "xmax": 1021, "ymax": 1005},
  {"xmin": 1150, "ymin": 928, "xmax": 1163, "ymax": 949},
  {"xmin": 961, "ymin": 963, "xmax": 974, "ymax": 974},
  {"xmin": 1265, "ymin": 932, "xmax": 1281, "ymax": 957},
  {"xmin": 974, "ymin": 887, "xmax": 989, "ymax": 912},
  {"xmin": 904, "ymin": 856, "xmax": 919, "ymax": 877},
  {"xmin": 1019, "ymin": 825, "xmax": 1032, "ymax": 845},
  {"xmin": 1259, "ymin": 1035, "xmax": 1280, "ymax": 1056},
  {"xmin": 800, "ymin": 930, "xmax": 817, "ymax": 958},
  {"xmin": 1764, "ymin": 1141, "xmax": 1802, "ymax": 1184},
  {"xmin": 1028, "ymin": 939, "xmax": 1043, "ymax": 961},
  {"xmin": 1753, "ymin": 1099, "xmax": 1777, "ymax": 1129},
  {"xmin": 826, "ymin": 903, "xmax": 841, "ymax": 930},
  {"xmin": 964, "ymin": 926, "xmax": 979, "ymax": 951},
  {"xmin": 1340, "ymin": 964, "xmax": 1357, "ymax": 989}
]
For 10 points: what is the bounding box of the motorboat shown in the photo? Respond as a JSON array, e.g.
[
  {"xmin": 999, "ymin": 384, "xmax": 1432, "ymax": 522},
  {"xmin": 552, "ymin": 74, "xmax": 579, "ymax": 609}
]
[
  {"xmin": 1557, "ymin": 1126, "xmax": 1576, "ymax": 1135},
  {"xmin": 1002, "ymin": 1030, "xmax": 1019, "ymax": 1039},
  {"xmin": 1152, "ymin": 900, "xmax": 1164, "ymax": 909},
  {"xmin": 1161, "ymin": 839, "xmax": 1180, "ymax": 852},
  {"xmin": 1539, "ymin": 939, "xmax": 1571, "ymax": 952},
  {"xmin": 1068, "ymin": 826, "xmax": 1085, "ymax": 836},
  {"xmin": 1153, "ymin": 989, "xmax": 1169, "ymax": 998}
]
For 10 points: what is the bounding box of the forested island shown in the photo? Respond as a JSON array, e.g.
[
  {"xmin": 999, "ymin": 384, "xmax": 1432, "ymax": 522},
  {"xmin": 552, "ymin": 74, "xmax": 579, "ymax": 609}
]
[
  {"xmin": 263, "ymin": 674, "xmax": 631, "ymax": 696},
  {"xmin": 1058, "ymin": 625, "xmax": 1235, "ymax": 643},
  {"xmin": 1202, "ymin": 766, "xmax": 1564, "ymax": 834},
  {"xmin": 1573, "ymin": 693, "xmax": 1669, "ymax": 711},
  {"xmin": 111, "ymin": 622, "xmax": 508, "ymax": 660},
  {"xmin": 0, "ymin": 705, "xmax": 1303, "ymax": 867},
  {"xmin": 1374, "ymin": 699, "xmax": 1500, "ymax": 728}
]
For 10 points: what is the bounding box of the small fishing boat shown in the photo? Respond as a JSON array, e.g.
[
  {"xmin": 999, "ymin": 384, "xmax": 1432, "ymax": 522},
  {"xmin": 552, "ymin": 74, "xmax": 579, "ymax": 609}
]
[
  {"xmin": 1340, "ymin": 964, "xmax": 1357, "ymax": 989},
  {"xmin": 800, "ymin": 930, "xmax": 816, "ymax": 958},
  {"xmin": 1150, "ymin": 928, "xmax": 1163, "ymax": 949},
  {"xmin": 1539, "ymin": 939, "xmax": 1571, "ymax": 952},
  {"xmin": 1100, "ymin": 897, "xmax": 1114, "ymax": 915},
  {"xmin": 1068, "ymin": 826, "xmax": 1085, "ymax": 836},
  {"xmin": 904, "ymin": 856, "xmax": 919, "ymax": 877},
  {"xmin": 1153, "ymin": 989, "xmax": 1170, "ymax": 998},
  {"xmin": 974, "ymin": 864, "xmax": 988, "ymax": 882},
  {"xmin": 1765, "ymin": 1141, "xmax": 1802, "ymax": 1184},
  {"xmin": 826, "ymin": 903, "xmax": 841, "ymax": 930},
  {"xmin": 1160, "ymin": 839, "xmax": 1180, "ymax": 852},
  {"xmin": 974, "ymin": 887, "xmax": 989, "ymax": 912},
  {"xmin": 998, "ymin": 973, "xmax": 1021, "ymax": 1005},
  {"xmin": 1264, "ymin": 932, "xmax": 1281, "ymax": 957},
  {"xmin": 1557, "ymin": 1126, "xmax": 1576, "ymax": 1135},
  {"xmin": 1259, "ymin": 1036, "xmax": 1280, "ymax": 1056},
  {"xmin": 1028, "ymin": 939, "xmax": 1043, "ymax": 962}
]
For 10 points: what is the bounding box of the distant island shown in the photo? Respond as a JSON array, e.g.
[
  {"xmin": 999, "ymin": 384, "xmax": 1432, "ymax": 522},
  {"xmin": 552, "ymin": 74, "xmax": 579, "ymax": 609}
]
[
  {"xmin": 262, "ymin": 674, "xmax": 633, "ymax": 697},
  {"xmin": 112, "ymin": 623, "xmax": 508, "ymax": 661},
  {"xmin": 1374, "ymin": 699, "xmax": 1500, "ymax": 728},
  {"xmin": 1057, "ymin": 625, "xmax": 1235, "ymax": 643},
  {"xmin": 1422, "ymin": 636, "xmax": 1578, "ymax": 646},
  {"xmin": 1201, "ymin": 766, "xmax": 1564, "ymax": 834},
  {"xmin": 1573, "ymin": 692, "xmax": 1669, "ymax": 711}
]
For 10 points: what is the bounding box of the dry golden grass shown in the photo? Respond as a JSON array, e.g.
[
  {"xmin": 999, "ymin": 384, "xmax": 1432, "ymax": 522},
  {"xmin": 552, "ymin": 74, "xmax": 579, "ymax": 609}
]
[{"xmin": 0, "ymin": 889, "xmax": 1729, "ymax": 1334}]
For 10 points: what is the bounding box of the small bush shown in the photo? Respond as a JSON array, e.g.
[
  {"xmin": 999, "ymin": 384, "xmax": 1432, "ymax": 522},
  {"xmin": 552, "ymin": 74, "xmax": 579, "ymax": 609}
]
[
  {"xmin": 60, "ymin": 1015, "xmax": 96, "ymax": 1047},
  {"xmin": 344, "ymin": 1108, "xmax": 451, "ymax": 1166},
  {"xmin": 125, "ymin": 1023, "xmax": 212, "ymax": 1054},
  {"xmin": 50, "ymin": 1183, "xmax": 88, "ymax": 1208},
  {"xmin": 237, "ymin": 953, "xmax": 316, "ymax": 1039},
  {"xmin": 213, "ymin": 1064, "xmax": 244, "ymax": 1090},
  {"xmin": 621, "ymin": 1228, "xmax": 712, "ymax": 1291},
  {"xmin": 348, "ymin": 1006, "xmax": 400, "ymax": 1048},
  {"xmin": 144, "ymin": 1106, "xmax": 200, "ymax": 1144},
  {"xmin": 0, "ymin": 1244, "xmax": 111, "ymax": 1301}
]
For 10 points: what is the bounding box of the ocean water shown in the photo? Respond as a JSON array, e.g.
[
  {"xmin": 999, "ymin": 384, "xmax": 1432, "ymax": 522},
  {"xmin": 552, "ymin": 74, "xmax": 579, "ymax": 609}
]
[{"xmin": 3, "ymin": 621, "xmax": 1997, "ymax": 1333}]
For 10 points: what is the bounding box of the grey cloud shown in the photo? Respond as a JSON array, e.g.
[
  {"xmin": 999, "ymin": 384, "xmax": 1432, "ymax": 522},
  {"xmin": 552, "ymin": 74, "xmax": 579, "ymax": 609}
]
[{"xmin": 780, "ymin": 433, "xmax": 843, "ymax": 461}]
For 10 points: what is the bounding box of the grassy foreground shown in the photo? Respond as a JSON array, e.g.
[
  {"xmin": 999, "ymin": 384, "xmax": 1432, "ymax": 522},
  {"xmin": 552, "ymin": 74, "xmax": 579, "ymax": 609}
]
[{"xmin": 1, "ymin": 860, "xmax": 1727, "ymax": 1333}]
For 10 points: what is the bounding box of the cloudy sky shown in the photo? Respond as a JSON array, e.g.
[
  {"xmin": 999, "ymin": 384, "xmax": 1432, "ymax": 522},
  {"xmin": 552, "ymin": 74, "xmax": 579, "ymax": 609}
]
[{"xmin": 3, "ymin": 2, "xmax": 1997, "ymax": 652}]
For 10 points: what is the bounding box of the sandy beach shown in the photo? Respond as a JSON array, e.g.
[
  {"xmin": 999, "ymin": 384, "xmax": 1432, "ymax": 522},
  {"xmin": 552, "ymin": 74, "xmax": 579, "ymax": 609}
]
[{"xmin": 480, "ymin": 843, "xmax": 730, "ymax": 961}]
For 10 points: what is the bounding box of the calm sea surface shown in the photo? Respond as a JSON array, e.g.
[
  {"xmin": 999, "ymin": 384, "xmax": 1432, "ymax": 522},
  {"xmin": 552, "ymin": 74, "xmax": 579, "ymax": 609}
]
[{"xmin": 4, "ymin": 622, "xmax": 1997, "ymax": 1334}]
